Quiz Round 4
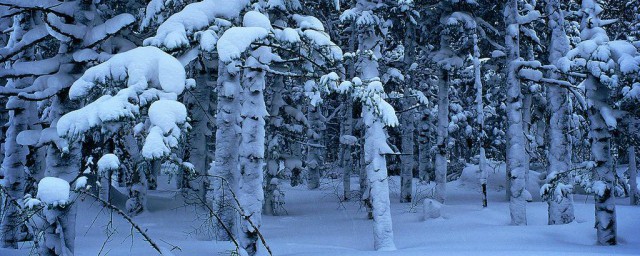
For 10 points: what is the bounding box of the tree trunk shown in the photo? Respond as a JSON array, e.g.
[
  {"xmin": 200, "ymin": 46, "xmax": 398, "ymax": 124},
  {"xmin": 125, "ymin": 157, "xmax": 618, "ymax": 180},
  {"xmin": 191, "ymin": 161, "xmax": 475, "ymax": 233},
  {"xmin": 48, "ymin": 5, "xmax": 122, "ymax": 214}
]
[
  {"xmin": 340, "ymin": 100, "xmax": 354, "ymax": 201},
  {"xmin": 545, "ymin": 0, "xmax": 575, "ymax": 225},
  {"xmin": 629, "ymin": 146, "xmax": 638, "ymax": 205},
  {"xmin": 238, "ymin": 50, "xmax": 268, "ymax": 255},
  {"xmin": 1, "ymin": 98, "xmax": 29, "ymax": 248},
  {"xmin": 473, "ymin": 33, "xmax": 487, "ymax": 208},
  {"xmin": 505, "ymin": 0, "xmax": 527, "ymax": 225},
  {"xmin": 186, "ymin": 75, "xmax": 212, "ymax": 201},
  {"xmin": 212, "ymin": 60, "xmax": 241, "ymax": 241},
  {"xmin": 435, "ymin": 69, "xmax": 449, "ymax": 204},
  {"xmin": 586, "ymin": 75, "xmax": 616, "ymax": 245}
]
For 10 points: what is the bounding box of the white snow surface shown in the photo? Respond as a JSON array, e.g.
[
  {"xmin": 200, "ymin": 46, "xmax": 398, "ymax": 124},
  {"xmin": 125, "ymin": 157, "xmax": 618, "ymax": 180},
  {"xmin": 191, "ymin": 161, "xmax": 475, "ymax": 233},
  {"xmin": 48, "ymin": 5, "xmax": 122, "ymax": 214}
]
[
  {"xmin": 3, "ymin": 169, "xmax": 640, "ymax": 255},
  {"xmin": 37, "ymin": 177, "xmax": 70, "ymax": 205}
]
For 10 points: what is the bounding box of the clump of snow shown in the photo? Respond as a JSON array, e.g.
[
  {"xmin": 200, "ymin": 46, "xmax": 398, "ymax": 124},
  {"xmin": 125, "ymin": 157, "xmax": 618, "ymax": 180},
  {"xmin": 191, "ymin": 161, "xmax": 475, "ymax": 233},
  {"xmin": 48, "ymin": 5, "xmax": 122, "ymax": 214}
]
[
  {"xmin": 148, "ymin": 100, "xmax": 188, "ymax": 133},
  {"xmin": 217, "ymin": 27, "xmax": 269, "ymax": 62},
  {"xmin": 97, "ymin": 154, "xmax": 120, "ymax": 172},
  {"xmin": 141, "ymin": 100, "xmax": 188, "ymax": 159},
  {"xmin": 74, "ymin": 176, "xmax": 89, "ymax": 190},
  {"xmin": 69, "ymin": 46, "xmax": 187, "ymax": 99},
  {"xmin": 24, "ymin": 197, "xmax": 42, "ymax": 209},
  {"xmin": 292, "ymin": 14, "xmax": 325, "ymax": 31},
  {"xmin": 243, "ymin": 11, "xmax": 272, "ymax": 29},
  {"xmin": 423, "ymin": 199, "xmax": 442, "ymax": 220},
  {"xmin": 37, "ymin": 177, "xmax": 71, "ymax": 206},
  {"xmin": 339, "ymin": 135, "xmax": 358, "ymax": 146},
  {"xmin": 57, "ymin": 92, "xmax": 139, "ymax": 139}
]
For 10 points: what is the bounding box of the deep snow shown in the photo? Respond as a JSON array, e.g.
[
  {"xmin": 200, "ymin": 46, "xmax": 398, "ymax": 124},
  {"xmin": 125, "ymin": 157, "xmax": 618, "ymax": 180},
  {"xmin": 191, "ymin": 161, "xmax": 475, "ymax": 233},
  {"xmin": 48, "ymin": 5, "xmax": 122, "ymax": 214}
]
[{"xmin": 2, "ymin": 168, "xmax": 640, "ymax": 256}]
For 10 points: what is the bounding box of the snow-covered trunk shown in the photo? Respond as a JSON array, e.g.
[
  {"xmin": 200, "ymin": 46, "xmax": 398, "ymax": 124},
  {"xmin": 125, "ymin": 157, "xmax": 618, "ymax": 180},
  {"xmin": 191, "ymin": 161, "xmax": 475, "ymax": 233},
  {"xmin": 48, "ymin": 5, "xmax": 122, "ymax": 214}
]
[
  {"xmin": 1, "ymin": 12, "xmax": 34, "ymax": 248},
  {"xmin": 1, "ymin": 97, "xmax": 29, "ymax": 248},
  {"xmin": 504, "ymin": 0, "xmax": 527, "ymax": 225},
  {"xmin": 545, "ymin": 0, "xmax": 574, "ymax": 225},
  {"xmin": 340, "ymin": 100, "xmax": 354, "ymax": 200},
  {"xmin": 364, "ymin": 113, "xmax": 396, "ymax": 251},
  {"xmin": 400, "ymin": 23, "xmax": 416, "ymax": 203},
  {"xmin": 473, "ymin": 33, "xmax": 487, "ymax": 208},
  {"xmin": 359, "ymin": 22, "xmax": 396, "ymax": 250},
  {"xmin": 586, "ymin": 75, "xmax": 616, "ymax": 245},
  {"xmin": 186, "ymin": 75, "xmax": 211, "ymax": 201},
  {"xmin": 307, "ymin": 105, "xmax": 324, "ymax": 190},
  {"xmin": 435, "ymin": 69, "xmax": 449, "ymax": 204},
  {"xmin": 238, "ymin": 49, "xmax": 268, "ymax": 255},
  {"xmin": 212, "ymin": 60, "xmax": 240, "ymax": 241},
  {"xmin": 42, "ymin": 96, "xmax": 81, "ymax": 255},
  {"xmin": 629, "ymin": 146, "xmax": 638, "ymax": 205}
]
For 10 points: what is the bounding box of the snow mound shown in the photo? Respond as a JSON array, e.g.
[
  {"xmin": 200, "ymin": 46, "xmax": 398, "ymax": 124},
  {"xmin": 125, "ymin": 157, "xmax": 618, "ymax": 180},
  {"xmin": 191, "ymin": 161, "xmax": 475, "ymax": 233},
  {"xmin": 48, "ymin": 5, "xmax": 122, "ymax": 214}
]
[
  {"xmin": 423, "ymin": 199, "xmax": 442, "ymax": 220},
  {"xmin": 37, "ymin": 177, "xmax": 70, "ymax": 205}
]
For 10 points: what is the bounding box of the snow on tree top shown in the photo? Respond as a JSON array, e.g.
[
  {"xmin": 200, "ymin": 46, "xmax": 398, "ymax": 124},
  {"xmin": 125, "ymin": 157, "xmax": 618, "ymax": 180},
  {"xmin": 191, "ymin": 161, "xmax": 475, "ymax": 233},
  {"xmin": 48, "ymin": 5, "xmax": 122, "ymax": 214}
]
[
  {"xmin": 243, "ymin": 11, "xmax": 272, "ymax": 30},
  {"xmin": 217, "ymin": 27, "xmax": 269, "ymax": 62},
  {"xmin": 292, "ymin": 14, "xmax": 325, "ymax": 31},
  {"xmin": 97, "ymin": 154, "xmax": 120, "ymax": 171},
  {"xmin": 144, "ymin": 0, "xmax": 249, "ymax": 50},
  {"xmin": 69, "ymin": 46, "xmax": 186, "ymax": 99},
  {"xmin": 37, "ymin": 177, "xmax": 70, "ymax": 205}
]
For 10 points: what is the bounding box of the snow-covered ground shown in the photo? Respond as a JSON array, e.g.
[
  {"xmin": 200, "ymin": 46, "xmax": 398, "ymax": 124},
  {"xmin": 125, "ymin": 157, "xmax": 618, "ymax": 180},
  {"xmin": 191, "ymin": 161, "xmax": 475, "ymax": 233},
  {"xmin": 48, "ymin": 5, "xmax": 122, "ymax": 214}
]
[{"xmin": 3, "ymin": 169, "xmax": 640, "ymax": 256}]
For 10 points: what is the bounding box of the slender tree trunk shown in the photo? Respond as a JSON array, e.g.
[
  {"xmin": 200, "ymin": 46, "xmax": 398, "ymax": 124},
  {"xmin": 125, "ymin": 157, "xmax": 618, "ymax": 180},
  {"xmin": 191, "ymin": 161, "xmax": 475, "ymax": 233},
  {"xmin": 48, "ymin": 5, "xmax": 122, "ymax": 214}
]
[
  {"xmin": 505, "ymin": 0, "xmax": 527, "ymax": 225},
  {"xmin": 586, "ymin": 75, "xmax": 616, "ymax": 245},
  {"xmin": 187, "ymin": 75, "xmax": 211, "ymax": 201},
  {"xmin": 340, "ymin": 100, "xmax": 354, "ymax": 201},
  {"xmin": 418, "ymin": 109, "xmax": 432, "ymax": 182},
  {"xmin": 629, "ymin": 146, "xmax": 638, "ymax": 205},
  {"xmin": 123, "ymin": 133, "xmax": 145, "ymax": 215},
  {"xmin": 358, "ymin": 21, "xmax": 396, "ymax": 250},
  {"xmin": 435, "ymin": 69, "xmax": 449, "ymax": 204},
  {"xmin": 307, "ymin": 105, "xmax": 325, "ymax": 190},
  {"xmin": 473, "ymin": 33, "xmax": 488, "ymax": 208},
  {"xmin": 400, "ymin": 22, "xmax": 416, "ymax": 203},
  {"xmin": 545, "ymin": 0, "xmax": 575, "ymax": 225}
]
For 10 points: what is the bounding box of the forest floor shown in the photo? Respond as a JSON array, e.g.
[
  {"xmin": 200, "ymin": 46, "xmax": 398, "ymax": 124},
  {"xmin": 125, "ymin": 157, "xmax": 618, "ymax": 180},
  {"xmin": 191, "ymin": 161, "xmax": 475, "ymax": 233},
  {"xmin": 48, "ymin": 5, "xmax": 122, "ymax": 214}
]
[{"xmin": 3, "ymin": 164, "xmax": 640, "ymax": 256}]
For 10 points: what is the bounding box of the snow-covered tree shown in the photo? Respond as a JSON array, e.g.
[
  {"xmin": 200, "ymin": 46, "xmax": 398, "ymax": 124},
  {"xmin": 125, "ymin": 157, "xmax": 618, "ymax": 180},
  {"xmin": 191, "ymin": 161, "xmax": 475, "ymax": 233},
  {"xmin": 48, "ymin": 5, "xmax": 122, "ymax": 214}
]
[
  {"xmin": 558, "ymin": 0, "xmax": 640, "ymax": 245},
  {"xmin": 540, "ymin": 0, "xmax": 575, "ymax": 225}
]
